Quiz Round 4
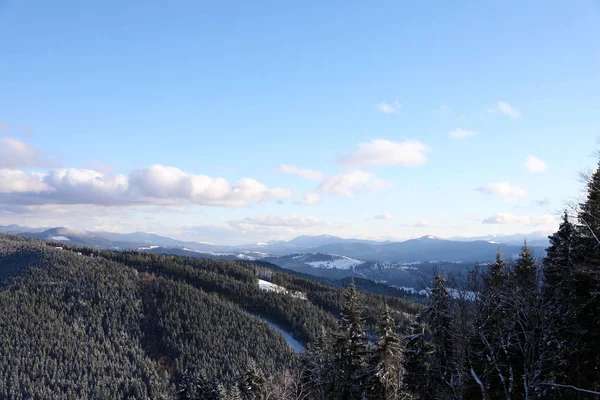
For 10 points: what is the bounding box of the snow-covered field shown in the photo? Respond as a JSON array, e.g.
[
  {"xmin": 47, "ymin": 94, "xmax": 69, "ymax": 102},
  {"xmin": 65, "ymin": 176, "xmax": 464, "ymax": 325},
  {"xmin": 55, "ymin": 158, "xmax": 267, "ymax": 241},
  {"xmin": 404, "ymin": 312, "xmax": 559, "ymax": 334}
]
[
  {"xmin": 306, "ymin": 255, "xmax": 364, "ymax": 269},
  {"xmin": 182, "ymin": 248, "xmax": 233, "ymax": 256},
  {"xmin": 258, "ymin": 279, "xmax": 307, "ymax": 300},
  {"xmin": 50, "ymin": 236, "xmax": 70, "ymax": 241}
]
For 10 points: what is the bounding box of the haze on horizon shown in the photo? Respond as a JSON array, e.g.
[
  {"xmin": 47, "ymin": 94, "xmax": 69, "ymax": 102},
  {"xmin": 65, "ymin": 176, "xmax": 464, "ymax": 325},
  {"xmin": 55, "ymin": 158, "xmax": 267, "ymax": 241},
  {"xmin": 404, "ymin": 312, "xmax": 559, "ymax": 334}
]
[{"xmin": 1, "ymin": 1, "xmax": 599, "ymax": 244}]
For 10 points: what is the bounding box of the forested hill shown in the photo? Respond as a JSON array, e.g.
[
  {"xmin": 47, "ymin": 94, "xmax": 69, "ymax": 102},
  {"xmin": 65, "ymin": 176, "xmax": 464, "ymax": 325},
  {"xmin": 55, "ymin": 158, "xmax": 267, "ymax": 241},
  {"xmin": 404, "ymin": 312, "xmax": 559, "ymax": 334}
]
[{"xmin": 0, "ymin": 234, "xmax": 420, "ymax": 399}]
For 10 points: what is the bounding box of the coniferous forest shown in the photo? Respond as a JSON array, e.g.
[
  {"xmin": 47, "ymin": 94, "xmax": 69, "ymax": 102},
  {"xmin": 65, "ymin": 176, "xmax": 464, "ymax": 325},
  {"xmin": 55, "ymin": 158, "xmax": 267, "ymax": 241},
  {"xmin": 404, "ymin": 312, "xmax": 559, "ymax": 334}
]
[{"xmin": 2, "ymin": 163, "xmax": 600, "ymax": 399}]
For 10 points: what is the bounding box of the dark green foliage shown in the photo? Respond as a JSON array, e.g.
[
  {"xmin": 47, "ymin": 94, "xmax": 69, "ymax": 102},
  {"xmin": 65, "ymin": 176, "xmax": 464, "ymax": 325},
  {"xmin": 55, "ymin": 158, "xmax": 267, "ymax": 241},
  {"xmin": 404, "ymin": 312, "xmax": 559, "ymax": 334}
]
[
  {"xmin": 0, "ymin": 236, "xmax": 169, "ymax": 399},
  {"xmin": 238, "ymin": 360, "xmax": 265, "ymax": 399},
  {"xmin": 369, "ymin": 304, "xmax": 402, "ymax": 399},
  {"xmin": 423, "ymin": 274, "xmax": 454, "ymax": 397},
  {"xmin": 332, "ymin": 280, "xmax": 369, "ymax": 400},
  {"xmin": 0, "ymin": 234, "xmax": 421, "ymax": 398},
  {"xmin": 401, "ymin": 321, "xmax": 429, "ymax": 399}
]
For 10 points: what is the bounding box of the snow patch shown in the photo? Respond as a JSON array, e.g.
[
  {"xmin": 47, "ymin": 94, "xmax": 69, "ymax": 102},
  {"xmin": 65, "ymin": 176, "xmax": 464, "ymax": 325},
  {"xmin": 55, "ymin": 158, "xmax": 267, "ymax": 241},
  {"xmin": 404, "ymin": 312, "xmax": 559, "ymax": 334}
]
[
  {"xmin": 50, "ymin": 236, "xmax": 70, "ymax": 241},
  {"xmin": 258, "ymin": 279, "xmax": 307, "ymax": 300},
  {"xmin": 306, "ymin": 255, "xmax": 364, "ymax": 270},
  {"xmin": 182, "ymin": 248, "xmax": 233, "ymax": 256}
]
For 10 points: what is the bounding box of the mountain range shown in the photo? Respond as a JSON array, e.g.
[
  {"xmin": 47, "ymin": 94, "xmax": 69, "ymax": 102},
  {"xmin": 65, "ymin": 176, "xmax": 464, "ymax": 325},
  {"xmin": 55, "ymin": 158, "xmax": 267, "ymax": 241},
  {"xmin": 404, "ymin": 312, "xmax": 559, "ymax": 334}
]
[{"xmin": 0, "ymin": 225, "xmax": 548, "ymax": 263}]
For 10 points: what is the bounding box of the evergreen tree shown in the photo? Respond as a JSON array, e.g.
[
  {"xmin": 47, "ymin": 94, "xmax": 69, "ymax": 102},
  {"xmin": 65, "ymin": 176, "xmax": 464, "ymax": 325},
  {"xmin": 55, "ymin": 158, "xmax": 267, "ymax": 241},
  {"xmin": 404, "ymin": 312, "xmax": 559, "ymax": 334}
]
[
  {"xmin": 487, "ymin": 249, "xmax": 506, "ymax": 290},
  {"xmin": 239, "ymin": 360, "xmax": 266, "ymax": 400},
  {"xmin": 174, "ymin": 370, "xmax": 194, "ymax": 400},
  {"xmin": 577, "ymin": 161, "xmax": 600, "ymax": 265},
  {"xmin": 469, "ymin": 251, "xmax": 512, "ymax": 400},
  {"xmin": 333, "ymin": 280, "xmax": 369, "ymax": 400},
  {"xmin": 300, "ymin": 329, "xmax": 330, "ymax": 400},
  {"xmin": 539, "ymin": 212, "xmax": 580, "ymax": 398},
  {"xmin": 544, "ymin": 211, "xmax": 577, "ymax": 283},
  {"xmin": 514, "ymin": 241, "xmax": 537, "ymax": 290},
  {"xmin": 572, "ymin": 164, "xmax": 600, "ymax": 396},
  {"xmin": 423, "ymin": 274, "xmax": 454, "ymax": 398},
  {"xmin": 401, "ymin": 320, "xmax": 429, "ymax": 400},
  {"xmin": 194, "ymin": 370, "xmax": 224, "ymax": 400},
  {"xmin": 227, "ymin": 384, "xmax": 243, "ymax": 400},
  {"xmin": 369, "ymin": 304, "xmax": 402, "ymax": 399}
]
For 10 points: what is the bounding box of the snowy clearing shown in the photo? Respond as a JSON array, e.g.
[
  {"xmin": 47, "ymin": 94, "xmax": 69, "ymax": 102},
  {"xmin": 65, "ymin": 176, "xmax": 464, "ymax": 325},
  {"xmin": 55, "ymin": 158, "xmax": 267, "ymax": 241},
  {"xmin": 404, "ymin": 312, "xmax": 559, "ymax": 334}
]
[
  {"xmin": 306, "ymin": 255, "xmax": 364, "ymax": 270},
  {"xmin": 50, "ymin": 236, "xmax": 70, "ymax": 241},
  {"xmin": 258, "ymin": 279, "xmax": 307, "ymax": 300}
]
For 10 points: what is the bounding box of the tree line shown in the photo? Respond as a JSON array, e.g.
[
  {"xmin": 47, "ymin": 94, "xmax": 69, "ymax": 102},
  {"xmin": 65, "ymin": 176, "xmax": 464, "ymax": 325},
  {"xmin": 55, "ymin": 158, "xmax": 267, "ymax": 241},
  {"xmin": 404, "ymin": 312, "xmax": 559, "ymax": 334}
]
[{"xmin": 172, "ymin": 162, "xmax": 600, "ymax": 399}]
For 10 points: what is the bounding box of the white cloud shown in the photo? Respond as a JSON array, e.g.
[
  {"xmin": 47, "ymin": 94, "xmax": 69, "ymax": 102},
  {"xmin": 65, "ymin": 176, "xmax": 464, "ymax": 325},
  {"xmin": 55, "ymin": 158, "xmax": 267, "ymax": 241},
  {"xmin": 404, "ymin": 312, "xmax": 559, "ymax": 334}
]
[
  {"xmin": 178, "ymin": 215, "xmax": 342, "ymax": 245},
  {"xmin": 230, "ymin": 215, "xmax": 327, "ymax": 228},
  {"xmin": 338, "ymin": 139, "xmax": 429, "ymax": 167},
  {"xmin": 413, "ymin": 220, "xmax": 436, "ymax": 227},
  {"xmin": 374, "ymin": 213, "xmax": 396, "ymax": 220},
  {"xmin": 477, "ymin": 182, "xmax": 527, "ymax": 201},
  {"xmin": 524, "ymin": 156, "xmax": 547, "ymax": 173},
  {"xmin": 449, "ymin": 128, "xmax": 476, "ymax": 139},
  {"xmin": 318, "ymin": 170, "xmax": 393, "ymax": 197},
  {"xmin": 278, "ymin": 164, "xmax": 324, "ymax": 181},
  {"xmin": 0, "ymin": 137, "xmax": 57, "ymax": 168},
  {"xmin": 301, "ymin": 192, "xmax": 321, "ymax": 205},
  {"xmin": 0, "ymin": 164, "xmax": 290, "ymax": 208},
  {"xmin": 128, "ymin": 165, "xmax": 290, "ymax": 207},
  {"xmin": 488, "ymin": 101, "xmax": 521, "ymax": 119},
  {"xmin": 482, "ymin": 213, "xmax": 556, "ymax": 226},
  {"xmin": 0, "ymin": 169, "xmax": 49, "ymax": 193},
  {"xmin": 375, "ymin": 101, "xmax": 401, "ymax": 114}
]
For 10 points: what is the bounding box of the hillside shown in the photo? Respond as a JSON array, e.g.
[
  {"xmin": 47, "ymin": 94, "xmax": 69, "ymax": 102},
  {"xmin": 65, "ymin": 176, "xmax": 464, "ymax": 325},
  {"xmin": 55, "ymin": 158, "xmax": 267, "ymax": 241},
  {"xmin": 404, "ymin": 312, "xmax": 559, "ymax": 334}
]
[{"xmin": 0, "ymin": 234, "xmax": 421, "ymax": 398}]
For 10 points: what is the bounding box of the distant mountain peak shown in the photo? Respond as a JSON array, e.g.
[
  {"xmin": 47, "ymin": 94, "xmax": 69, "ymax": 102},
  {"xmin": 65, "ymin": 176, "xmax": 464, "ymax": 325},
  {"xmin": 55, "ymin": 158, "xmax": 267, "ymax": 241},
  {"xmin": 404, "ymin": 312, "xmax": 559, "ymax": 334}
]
[{"xmin": 418, "ymin": 235, "xmax": 443, "ymax": 240}]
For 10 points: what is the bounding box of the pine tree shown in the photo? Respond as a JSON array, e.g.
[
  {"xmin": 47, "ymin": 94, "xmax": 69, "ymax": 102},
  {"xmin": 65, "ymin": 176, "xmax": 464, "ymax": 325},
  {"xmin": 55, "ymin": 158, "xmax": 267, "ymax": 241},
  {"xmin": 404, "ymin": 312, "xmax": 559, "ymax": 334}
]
[
  {"xmin": 572, "ymin": 164, "xmax": 600, "ymax": 396},
  {"xmin": 539, "ymin": 211, "xmax": 580, "ymax": 398},
  {"xmin": 544, "ymin": 211, "xmax": 577, "ymax": 284},
  {"xmin": 507, "ymin": 243, "xmax": 544, "ymax": 398},
  {"xmin": 576, "ymin": 161, "xmax": 600, "ymax": 266},
  {"xmin": 333, "ymin": 279, "xmax": 369, "ymax": 400},
  {"xmin": 239, "ymin": 360, "xmax": 265, "ymax": 400},
  {"xmin": 216, "ymin": 384, "xmax": 227, "ymax": 400},
  {"xmin": 514, "ymin": 240, "xmax": 537, "ymax": 290},
  {"xmin": 423, "ymin": 274, "xmax": 454, "ymax": 398},
  {"xmin": 227, "ymin": 384, "xmax": 243, "ymax": 400},
  {"xmin": 369, "ymin": 304, "xmax": 402, "ymax": 399},
  {"xmin": 300, "ymin": 329, "xmax": 330, "ymax": 400},
  {"xmin": 194, "ymin": 370, "xmax": 223, "ymax": 400},
  {"xmin": 486, "ymin": 249, "xmax": 506, "ymax": 290},
  {"xmin": 401, "ymin": 320, "xmax": 429, "ymax": 400},
  {"xmin": 173, "ymin": 370, "xmax": 193, "ymax": 400},
  {"xmin": 470, "ymin": 251, "xmax": 512, "ymax": 400}
]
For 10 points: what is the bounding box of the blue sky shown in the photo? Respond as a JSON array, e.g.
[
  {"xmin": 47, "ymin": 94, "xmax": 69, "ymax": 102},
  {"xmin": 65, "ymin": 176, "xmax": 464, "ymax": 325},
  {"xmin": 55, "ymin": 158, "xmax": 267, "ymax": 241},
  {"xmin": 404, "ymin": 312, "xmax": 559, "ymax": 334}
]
[{"xmin": 0, "ymin": 1, "xmax": 599, "ymax": 244}]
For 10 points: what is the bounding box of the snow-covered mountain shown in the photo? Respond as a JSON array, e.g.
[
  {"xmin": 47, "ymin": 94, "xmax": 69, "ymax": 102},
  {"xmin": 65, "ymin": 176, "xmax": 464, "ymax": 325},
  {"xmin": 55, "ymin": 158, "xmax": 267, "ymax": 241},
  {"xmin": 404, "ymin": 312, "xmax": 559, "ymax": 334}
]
[{"xmin": 2, "ymin": 227, "xmax": 547, "ymax": 263}]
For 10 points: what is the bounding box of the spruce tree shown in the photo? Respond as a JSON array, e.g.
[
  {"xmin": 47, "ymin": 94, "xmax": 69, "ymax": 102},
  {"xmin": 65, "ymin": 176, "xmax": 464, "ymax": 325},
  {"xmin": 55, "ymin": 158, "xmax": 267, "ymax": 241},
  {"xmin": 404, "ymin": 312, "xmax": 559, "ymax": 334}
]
[
  {"xmin": 300, "ymin": 329, "xmax": 330, "ymax": 399},
  {"xmin": 173, "ymin": 370, "xmax": 193, "ymax": 400},
  {"xmin": 514, "ymin": 240, "xmax": 537, "ymax": 290},
  {"xmin": 540, "ymin": 212, "xmax": 580, "ymax": 399},
  {"xmin": 470, "ymin": 251, "xmax": 512, "ymax": 400},
  {"xmin": 333, "ymin": 279, "xmax": 369, "ymax": 400},
  {"xmin": 544, "ymin": 211, "xmax": 577, "ymax": 283},
  {"xmin": 239, "ymin": 360, "xmax": 265, "ymax": 400},
  {"xmin": 423, "ymin": 274, "xmax": 454, "ymax": 398},
  {"xmin": 577, "ymin": 161, "xmax": 600, "ymax": 265},
  {"xmin": 508, "ymin": 243, "xmax": 544, "ymax": 398},
  {"xmin": 401, "ymin": 320, "xmax": 429, "ymax": 400},
  {"xmin": 369, "ymin": 304, "xmax": 402, "ymax": 399},
  {"xmin": 227, "ymin": 384, "xmax": 243, "ymax": 400},
  {"xmin": 572, "ymin": 164, "xmax": 600, "ymax": 396}
]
